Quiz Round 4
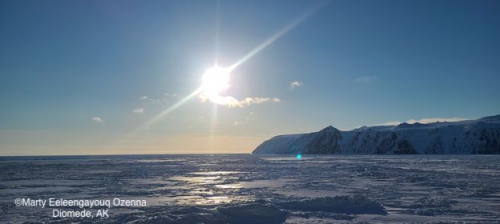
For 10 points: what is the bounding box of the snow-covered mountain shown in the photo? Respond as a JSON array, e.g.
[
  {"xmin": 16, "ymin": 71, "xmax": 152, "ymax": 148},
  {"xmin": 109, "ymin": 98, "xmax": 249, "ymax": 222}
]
[{"xmin": 252, "ymin": 115, "xmax": 500, "ymax": 154}]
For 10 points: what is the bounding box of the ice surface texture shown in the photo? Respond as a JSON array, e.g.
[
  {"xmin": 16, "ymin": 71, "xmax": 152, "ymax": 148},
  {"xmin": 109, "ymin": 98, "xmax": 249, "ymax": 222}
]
[
  {"xmin": 1, "ymin": 154, "xmax": 500, "ymax": 223},
  {"xmin": 253, "ymin": 115, "xmax": 500, "ymax": 154},
  {"xmin": 279, "ymin": 196, "xmax": 387, "ymax": 215}
]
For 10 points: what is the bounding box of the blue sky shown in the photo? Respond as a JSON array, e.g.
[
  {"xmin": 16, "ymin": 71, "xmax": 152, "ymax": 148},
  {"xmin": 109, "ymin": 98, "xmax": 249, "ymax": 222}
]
[{"xmin": 1, "ymin": 0, "xmax": 499, "ymax": 155}]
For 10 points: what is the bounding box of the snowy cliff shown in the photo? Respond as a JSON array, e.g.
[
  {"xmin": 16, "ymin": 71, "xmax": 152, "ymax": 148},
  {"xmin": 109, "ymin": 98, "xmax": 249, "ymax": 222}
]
[{"xmin": 252, "ymin": 115, "xmax": 500, "ymax": 154}]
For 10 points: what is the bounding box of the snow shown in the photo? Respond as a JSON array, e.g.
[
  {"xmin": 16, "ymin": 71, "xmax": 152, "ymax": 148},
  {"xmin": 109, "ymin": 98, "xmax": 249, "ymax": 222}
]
[
  {"xmin": 1, "ymin": 154, "xmax": 500, "ymax": 223},
  {"xmin": 253, "ymin": 115, "xmax": 500, "ymax": 155}
]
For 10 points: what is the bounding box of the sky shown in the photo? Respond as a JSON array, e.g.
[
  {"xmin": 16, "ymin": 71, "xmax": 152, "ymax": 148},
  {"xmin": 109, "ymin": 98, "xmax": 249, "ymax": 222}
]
[{"xmin": 1, "ymin": 0, "xmax": 499, "ymax": 155}]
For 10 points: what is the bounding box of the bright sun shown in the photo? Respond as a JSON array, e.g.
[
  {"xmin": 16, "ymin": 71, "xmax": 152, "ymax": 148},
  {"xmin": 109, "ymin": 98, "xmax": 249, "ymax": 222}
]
[{"xmin": 201, "ymin": 66, "xmax": 231, "ymax": 93}]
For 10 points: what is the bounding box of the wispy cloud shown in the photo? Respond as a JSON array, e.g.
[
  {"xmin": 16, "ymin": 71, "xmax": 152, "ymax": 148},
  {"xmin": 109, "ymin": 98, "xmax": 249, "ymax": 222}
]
[
  {"xmin": 378, "ymin": 117, "xmax": 467, "ymax": 126},
  {"xmin": 355, "ymin": 75, "xmax": 377, "ymax": 84},
  {"xmin": 140, "ymin": 96, "xmax": 161, "ymax": 105},
  {"xmin": 246, "ymin": 112, "xmax": 256, "ymax": 121},
  {"xmin": 406, "ymin": 117, "xmax": 467, "ymax": 124},
  {"xmin": 233, "ymin": 112, "xmax": 257, "ymax": 126},
  {"xmin": 132, "ymin": 108, "xmax": 144, "ymax": 114},
  {"xmin": 290, "ymin": 81, "xmax": 303, "ymax": 90},
  {"xmin": 199, "ymin": 93, "xmax": 280, "ymax": 108},
  {"xmin": 377, "ymin": 121, "xmax": 401, "ymax": 126},
  {"xmin": 140, "ymin": 93, "xmax": 178, "ymax": 105},
  {"xmin": 165, "ymin": 93, "xmax": 178, "ymax": 99},
  {"xmin": 236, "ymin": 97, "xmax": 281, "ymax": 107},
  {"xmin": 92, "ymin": 117, "xmax": 103, "ymax": 123}
]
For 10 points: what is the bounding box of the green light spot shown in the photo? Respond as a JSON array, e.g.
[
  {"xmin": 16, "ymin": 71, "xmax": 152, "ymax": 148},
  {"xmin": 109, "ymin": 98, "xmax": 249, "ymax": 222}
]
[{"xmin": 296, "ymin": 154, "xmax": 302, "ymax": 159}]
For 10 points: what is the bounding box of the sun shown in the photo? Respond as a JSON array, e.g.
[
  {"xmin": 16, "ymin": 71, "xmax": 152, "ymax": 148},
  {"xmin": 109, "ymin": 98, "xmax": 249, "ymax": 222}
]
[{"xmin": 201, "ymin": 66, "xmax": 231, "ymax": 93}]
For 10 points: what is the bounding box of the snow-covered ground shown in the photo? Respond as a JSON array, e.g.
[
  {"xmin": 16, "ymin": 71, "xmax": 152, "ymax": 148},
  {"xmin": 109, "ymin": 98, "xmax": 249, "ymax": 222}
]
[{"xmin": 1, "ymin": 154, "xmax": 499, "ymax": 223}]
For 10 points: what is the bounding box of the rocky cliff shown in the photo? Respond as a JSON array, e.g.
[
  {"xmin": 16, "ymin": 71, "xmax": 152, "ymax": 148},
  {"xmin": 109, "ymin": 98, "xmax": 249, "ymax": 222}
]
[{"xmin": 252, "ymin": 115, "xmax": 500, "ymax": 154}]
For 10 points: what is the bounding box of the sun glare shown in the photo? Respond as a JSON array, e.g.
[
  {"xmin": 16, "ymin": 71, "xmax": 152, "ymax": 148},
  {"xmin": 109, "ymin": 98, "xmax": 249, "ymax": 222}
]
[{"xmin": 201, "ymin": 66, "xmax": 231, "ymax": 93}]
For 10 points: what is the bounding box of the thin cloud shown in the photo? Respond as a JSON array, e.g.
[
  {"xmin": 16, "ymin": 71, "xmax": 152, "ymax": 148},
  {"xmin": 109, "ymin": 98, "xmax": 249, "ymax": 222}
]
[
  {"xmin": 165, "ymin": 93, "xmax": 178, "ymax": 99},
  {"xmin": 236, "ymin": 112, "xmax": 258, "ymax": 126},
  {"xmin": 378, "ymin": 117, "xmax": 467, "ymax": 126},
  {"xmin": 290, "ymin": 81, "xmax": 303, "ymax": 90},
  {"xmin": 245, "ymin": 112, "xmax": 256, "ymax": 121},
  {"xmin": 377, "ymin": 121, "xmax": 402, "ymax": 126},
  {"xmin": 199, "ymin": 93, "xmax": 281, "ymax": 108},
  {"xmin": 132, "ymin": 108, "xmax": 144, "ymax": 114},
  {"xmin": 140, "ymin": 96, "xmax": 161, "ymax": 105},
  {"xmin": 92, "ymin": 117, "xmax": 103, "ymax": 123},
  {"xmin": 141, "ymin": 93, "xmax": 178, "ymax": 105},
  {"xmin": 355, "ymin": 75, "xmax": 377, "ymax": 84},
  {"xmin": 407, "ymin": 117, "xmax": 467, "ymax": 124},
  {"xmin": 234, "ymin": 97, "xmax": 281, "ymax": 108}
]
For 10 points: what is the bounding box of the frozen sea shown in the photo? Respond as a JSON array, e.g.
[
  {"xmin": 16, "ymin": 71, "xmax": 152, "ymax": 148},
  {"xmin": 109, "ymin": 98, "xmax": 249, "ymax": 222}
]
[{"xmin": 1, "ymin": 154, "xmax": 499, "ymax": 223}]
